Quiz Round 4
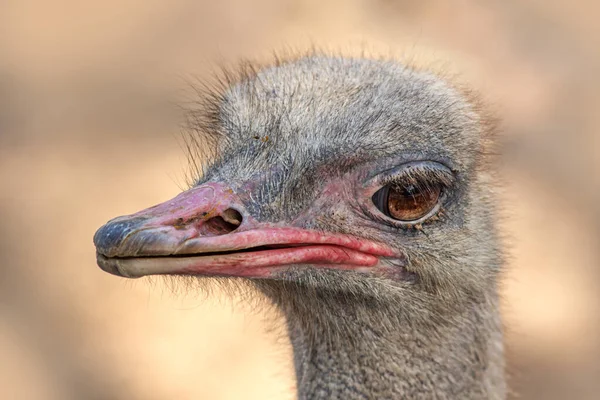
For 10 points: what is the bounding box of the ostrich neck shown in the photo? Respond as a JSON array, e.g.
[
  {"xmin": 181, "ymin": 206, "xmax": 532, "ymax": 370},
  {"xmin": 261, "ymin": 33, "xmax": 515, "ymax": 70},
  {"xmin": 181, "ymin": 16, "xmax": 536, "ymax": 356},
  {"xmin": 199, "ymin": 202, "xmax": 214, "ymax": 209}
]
[{"xmin": 260, "ymin": 286, "xmax": 506, "ymax": 400}]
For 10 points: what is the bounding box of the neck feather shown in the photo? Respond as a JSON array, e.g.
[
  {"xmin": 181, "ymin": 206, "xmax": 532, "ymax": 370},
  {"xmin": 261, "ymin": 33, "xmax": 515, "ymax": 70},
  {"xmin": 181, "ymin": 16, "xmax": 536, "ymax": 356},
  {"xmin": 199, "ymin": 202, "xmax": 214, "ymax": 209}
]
[{"xmin": 256, "ymin": 280, "xmax": 506, "ymax": 400}]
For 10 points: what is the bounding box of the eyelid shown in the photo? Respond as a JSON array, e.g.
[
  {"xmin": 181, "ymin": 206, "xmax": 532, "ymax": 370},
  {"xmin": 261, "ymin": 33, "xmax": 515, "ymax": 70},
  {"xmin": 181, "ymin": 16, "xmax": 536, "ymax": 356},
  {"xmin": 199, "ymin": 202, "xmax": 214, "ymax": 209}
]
[{"xmin": 365, "ymin": 161, "xmax": 454, "ymax": 194}]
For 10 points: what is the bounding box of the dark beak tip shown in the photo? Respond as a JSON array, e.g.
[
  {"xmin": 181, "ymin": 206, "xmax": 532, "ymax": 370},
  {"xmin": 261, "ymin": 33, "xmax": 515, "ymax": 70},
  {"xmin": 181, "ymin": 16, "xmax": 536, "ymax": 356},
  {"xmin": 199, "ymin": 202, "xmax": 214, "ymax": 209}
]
[{"xmin": 93, "ymin": 216, "xmax": 147, "ymax": 256}]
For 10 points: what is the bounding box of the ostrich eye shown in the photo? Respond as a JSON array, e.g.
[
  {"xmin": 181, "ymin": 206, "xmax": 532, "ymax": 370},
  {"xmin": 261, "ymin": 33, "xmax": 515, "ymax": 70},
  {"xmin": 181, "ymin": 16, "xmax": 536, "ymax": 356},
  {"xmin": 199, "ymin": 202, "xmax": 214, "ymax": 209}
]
[{"xmin": 372, "ymin": 182, "xmax": 442, "ymax": 222}]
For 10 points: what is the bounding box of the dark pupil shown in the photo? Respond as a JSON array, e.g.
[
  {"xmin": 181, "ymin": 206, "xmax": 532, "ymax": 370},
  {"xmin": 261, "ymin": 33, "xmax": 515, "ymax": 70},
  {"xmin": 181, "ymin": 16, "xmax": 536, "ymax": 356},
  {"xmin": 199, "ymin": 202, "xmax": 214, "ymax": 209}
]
[{"xmin": 401, "ymin": 184, "xmax": 419, "ymax": 196}]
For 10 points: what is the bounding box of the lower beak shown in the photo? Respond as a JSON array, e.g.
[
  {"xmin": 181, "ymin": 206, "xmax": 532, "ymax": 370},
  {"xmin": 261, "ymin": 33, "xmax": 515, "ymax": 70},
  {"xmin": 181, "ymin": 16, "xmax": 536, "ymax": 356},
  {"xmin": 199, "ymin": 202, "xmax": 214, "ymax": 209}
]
[{"xmin": 93, "ymin": 183, "xmax": 395, "ymax": 278}]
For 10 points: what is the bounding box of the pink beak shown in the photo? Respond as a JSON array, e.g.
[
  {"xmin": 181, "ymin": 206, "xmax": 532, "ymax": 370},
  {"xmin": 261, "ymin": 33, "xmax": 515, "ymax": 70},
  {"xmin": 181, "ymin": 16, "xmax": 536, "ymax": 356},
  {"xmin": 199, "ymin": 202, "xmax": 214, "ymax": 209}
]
[{"xmin": 94, "ymin": 183, "xmax": 395, "ymax": 278}]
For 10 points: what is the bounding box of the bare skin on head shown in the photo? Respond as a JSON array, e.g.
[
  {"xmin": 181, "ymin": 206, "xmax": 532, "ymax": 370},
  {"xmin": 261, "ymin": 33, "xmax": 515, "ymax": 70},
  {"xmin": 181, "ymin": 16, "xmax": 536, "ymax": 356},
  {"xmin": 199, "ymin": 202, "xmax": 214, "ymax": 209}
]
[{"xmin": 94, "ymin": 54, "xmax": 505, "ymax": 399}]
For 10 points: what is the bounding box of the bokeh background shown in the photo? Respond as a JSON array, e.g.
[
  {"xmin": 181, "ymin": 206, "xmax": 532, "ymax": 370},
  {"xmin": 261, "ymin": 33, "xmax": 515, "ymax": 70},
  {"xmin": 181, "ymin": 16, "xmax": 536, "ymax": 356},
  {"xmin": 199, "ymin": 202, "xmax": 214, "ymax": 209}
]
[{"xmin": 1, "ymin": 1, "xmax": 598, "ymax": 399}]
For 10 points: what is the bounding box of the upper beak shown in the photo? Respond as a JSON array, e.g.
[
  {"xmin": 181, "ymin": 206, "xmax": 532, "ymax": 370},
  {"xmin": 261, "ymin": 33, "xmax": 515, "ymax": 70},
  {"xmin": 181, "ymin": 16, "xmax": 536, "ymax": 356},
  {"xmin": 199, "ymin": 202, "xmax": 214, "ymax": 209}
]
[{"xmin": 93, "ymin": 183, "xmax": 395, "ymax": 278}]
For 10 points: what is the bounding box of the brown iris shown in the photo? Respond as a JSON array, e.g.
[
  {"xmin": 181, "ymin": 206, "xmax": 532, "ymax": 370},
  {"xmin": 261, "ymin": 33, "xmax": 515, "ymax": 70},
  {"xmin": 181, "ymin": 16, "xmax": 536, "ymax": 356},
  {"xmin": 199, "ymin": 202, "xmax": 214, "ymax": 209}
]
[{"xmin": 372, "ymin": 182, "xmax": 442, "ymax": 222}]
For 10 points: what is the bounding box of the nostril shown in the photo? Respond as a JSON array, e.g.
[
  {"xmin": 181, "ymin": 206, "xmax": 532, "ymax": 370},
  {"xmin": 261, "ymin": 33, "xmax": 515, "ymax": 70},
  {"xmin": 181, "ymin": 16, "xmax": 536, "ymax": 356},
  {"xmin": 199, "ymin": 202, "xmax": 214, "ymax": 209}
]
[
  {"xmin": 221, "ymin": 208, "xmax": 243, "ymax": 227},
  {"xmin": 201, "ymin": 208, "xmax": 243, "ymax": 236}
]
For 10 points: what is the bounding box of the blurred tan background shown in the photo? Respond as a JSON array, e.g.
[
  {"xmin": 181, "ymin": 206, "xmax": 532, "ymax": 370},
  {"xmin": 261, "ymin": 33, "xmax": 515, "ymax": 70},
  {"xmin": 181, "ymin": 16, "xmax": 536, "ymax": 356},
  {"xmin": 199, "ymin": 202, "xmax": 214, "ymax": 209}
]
[{"xmin": 1, "ymin": 1, "xmax": 598, "ymax": 399}]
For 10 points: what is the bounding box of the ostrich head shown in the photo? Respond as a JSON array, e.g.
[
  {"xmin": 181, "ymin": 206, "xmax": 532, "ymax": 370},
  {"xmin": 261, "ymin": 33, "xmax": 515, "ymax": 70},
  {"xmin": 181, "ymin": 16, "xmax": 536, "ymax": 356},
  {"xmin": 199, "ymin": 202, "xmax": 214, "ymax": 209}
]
[{"xmin": 94, "ymin": 55, "xmax": 504, "ymax": 399}]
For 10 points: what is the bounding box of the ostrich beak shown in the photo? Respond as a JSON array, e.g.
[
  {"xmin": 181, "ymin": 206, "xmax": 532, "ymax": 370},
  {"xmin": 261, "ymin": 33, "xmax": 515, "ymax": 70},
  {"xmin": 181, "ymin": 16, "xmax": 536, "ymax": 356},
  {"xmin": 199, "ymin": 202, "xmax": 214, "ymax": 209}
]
[{"xmin": 94, "ymin": 183, "xmax": 395, "ymax": 278}]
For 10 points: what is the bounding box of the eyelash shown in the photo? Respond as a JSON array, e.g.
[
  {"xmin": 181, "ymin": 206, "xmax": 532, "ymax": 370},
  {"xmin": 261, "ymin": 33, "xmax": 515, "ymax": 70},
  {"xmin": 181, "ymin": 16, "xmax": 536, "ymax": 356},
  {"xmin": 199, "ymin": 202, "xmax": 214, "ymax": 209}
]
[
  {"xmin": 380, "ymin": 176, "xmax": 441, "ymax": 195},
  {"xmin": 379, "ymin": 166, "xmax": 454, "ymax": 189}
]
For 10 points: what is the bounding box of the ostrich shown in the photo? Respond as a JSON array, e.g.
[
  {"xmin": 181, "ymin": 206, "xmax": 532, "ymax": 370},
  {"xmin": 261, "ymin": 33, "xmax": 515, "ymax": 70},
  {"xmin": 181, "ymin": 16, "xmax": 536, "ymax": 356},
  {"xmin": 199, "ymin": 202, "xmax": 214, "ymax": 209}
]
[{"xmin": 94, "ymin": 55, "xmax": 505, "ymax": 399}]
